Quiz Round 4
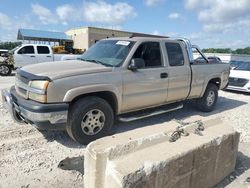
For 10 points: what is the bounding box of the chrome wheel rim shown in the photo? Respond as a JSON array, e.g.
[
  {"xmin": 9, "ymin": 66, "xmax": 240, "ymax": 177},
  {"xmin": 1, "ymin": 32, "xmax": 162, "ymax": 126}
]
[
  {"xmin": 0, "ymin": 65, "xmax": 9, "ymax": 75},
  {"xmin": 81, "ymin": 109, "xmax": 105, "ymax": 135},
  {"xmin": 206, "ymin": 91, "xmax": 215, "ymax": 106}
]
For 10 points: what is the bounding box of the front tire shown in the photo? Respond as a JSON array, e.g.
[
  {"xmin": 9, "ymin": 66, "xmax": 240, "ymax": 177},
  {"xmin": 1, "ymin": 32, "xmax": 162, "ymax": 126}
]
[
  {"xmin": 0, "ymin": 64, "xmax": 12, "ymax": 76},
  {"xmin": 196, "ymin": 83, "xmax": 218, "ymax": 112},
  {"xmin": 66, "ymin": 97, "xmax": 114, "ymax": 145}
]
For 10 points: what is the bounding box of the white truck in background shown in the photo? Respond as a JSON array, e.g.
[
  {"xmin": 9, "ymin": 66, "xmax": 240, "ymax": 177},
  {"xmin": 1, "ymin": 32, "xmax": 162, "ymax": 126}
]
[{"xmin": 0, "ymin": 44, "xmax": 82, "ymax": 76}]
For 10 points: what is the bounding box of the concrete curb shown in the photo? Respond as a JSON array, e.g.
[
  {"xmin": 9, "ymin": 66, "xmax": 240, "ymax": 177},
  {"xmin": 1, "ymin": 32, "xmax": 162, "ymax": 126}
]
[{"xmin": 84, "ymin": 118, "xmax": 240, "ymax": 188}]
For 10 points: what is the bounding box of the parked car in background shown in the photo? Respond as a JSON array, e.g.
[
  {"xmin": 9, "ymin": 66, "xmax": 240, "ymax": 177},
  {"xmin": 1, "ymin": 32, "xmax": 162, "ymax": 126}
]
[
  {"xmin": 0, "ymin": 44, "xmax": 82, "ymax": 76},
  {"xmin": 194, "ymin": 56, "xmax": 207, "ymax": 64},
  {"xmin": 194, "ymin": 56, "xmax": 221, "ymax": 64},
  {"xmin": 207, "ymin": 56, "xmax": 222, "ymax": 63},
  {"xmin": 227, "ymin": 61, "xmax": 250, "ymax": 93}
]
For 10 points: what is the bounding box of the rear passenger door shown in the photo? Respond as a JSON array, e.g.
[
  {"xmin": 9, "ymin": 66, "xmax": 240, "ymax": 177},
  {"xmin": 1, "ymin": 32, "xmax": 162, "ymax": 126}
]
[
  {"xmin": 164, "ymin": 42, "xmax": 191, "ymax": 102},
  {"xmin": 36, "ymin": 46, "xmax": 53, "ymax": 63},
  {"xmin": 122, "ymin": 42, "xmax": 168, "ymax": 112}
]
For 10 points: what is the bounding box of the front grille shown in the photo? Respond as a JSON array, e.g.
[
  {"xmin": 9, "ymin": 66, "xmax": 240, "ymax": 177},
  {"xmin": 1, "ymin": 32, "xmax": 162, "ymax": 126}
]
[
  {"xmin": 15, "ymin": 73, "xmax": 30, "ymax": 99},
  {"xmin": 228, "ymin": 77, "xmax": 248, "ymax": 87},
  {"xmin": 17, "ymin": 86, "xmax": 26, "ymax": 95},
  {"xmin": 16, "ymin": 73, "xmax": 29, "ymax": 85}
]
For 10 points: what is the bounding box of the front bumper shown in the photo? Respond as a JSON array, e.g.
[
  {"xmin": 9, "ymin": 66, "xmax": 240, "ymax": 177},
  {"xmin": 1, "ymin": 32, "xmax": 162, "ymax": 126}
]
[
  {"xmin": 227, "ymin": 85, "xmax": 250, "ymax": 93},
  {"xmin": 1, "ymin": 87, "xmax": 69, "ymax": 130},
  {"xmin": 227, "ymin": 78, "xmax": 250, "ymax": 93}
]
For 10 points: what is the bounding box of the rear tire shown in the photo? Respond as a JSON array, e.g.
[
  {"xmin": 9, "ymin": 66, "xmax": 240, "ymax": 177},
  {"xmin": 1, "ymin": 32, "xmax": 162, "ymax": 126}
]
[
  {"xmin": 66, "ymin": 97, "xmax": 114, "ymax": 145},
  {"xmin": 196, "ymin": 83, "xmax": 218, "ymax": 112},
  {"xmin": 0, "ymin": 64, "xmax": 12, "ymax": 76}
]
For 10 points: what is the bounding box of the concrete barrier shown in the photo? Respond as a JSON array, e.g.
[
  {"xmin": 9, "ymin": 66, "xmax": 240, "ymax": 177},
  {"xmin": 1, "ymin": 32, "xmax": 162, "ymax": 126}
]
[{"xmin": 84, "ymin": 118, "xmax": 240, "ymax": 188}]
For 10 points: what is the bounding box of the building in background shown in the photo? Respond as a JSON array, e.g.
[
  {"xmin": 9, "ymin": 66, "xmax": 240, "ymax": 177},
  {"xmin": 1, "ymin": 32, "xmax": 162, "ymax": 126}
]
[
  {"xmin": 17, "ymin": 29, "xmax": 73, "ymax": 49},
  {"xmin": 66, "ymin": 27, "xmax": 133, "ymax": 51},
  {"xmin": 18, "ymin": 27, "xmax": 167, "ymax": 52},
  {"xmin": 66, "ymin": 26, "xmax": 167, "ymax": 51},
  {"xmin": 15, "ymin": 27, "xmax": 250, "ymax": 62}
]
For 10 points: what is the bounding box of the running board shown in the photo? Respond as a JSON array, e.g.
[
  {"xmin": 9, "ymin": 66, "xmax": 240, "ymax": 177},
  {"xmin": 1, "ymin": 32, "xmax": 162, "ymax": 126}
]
[{"xmin": 118, "ymin": 103, "xmax": 183, "ymax": 122}]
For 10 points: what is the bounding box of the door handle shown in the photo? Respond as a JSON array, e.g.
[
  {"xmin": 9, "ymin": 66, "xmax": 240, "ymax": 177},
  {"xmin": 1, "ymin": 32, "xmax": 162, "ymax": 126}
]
[
  {"xmin": 46, "ymin": 56, "xmax": 52, "ymax": 58},
  {"xmin": 30, "ymin": 56, "xmax": 35, "ymax": 57},
  {"xmin": 160, "ymin": 72, "xmax": 168, "ymax": 78}
]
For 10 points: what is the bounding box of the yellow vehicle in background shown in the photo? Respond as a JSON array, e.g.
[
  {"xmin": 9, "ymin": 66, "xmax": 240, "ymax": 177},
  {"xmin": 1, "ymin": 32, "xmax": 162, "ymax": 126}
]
[{"xmin": 52, "ymin": 46, "xmax": 83, "ymax": 54}]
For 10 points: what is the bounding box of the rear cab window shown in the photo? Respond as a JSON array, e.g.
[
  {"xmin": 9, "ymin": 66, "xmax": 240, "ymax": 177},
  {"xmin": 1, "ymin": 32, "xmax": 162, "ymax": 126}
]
[
  {"xmin": 165, "ymin": 42, "xmax": 185, "ymax": 66},
  {"xmin": 37, "ymin": 46, "xmax": 50, "ymax": 54}
]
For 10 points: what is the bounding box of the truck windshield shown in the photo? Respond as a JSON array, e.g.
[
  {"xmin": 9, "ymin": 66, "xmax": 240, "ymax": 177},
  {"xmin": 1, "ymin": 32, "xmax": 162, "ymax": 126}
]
[{"xmin": 78, "ymin": 40, "xmax": 135, "ymax": 67}]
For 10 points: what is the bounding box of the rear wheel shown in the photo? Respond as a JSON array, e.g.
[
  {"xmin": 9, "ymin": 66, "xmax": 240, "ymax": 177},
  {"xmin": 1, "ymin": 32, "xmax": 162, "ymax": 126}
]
[
  {"xmin": 66, "ymin": 97, "xmax": 114, "ymax": 145},
  {"xmin": 0, "ymin": 64, "xmax": 12, "ymax": 76},
  {"xmin": 196, "ymin": 83, "xmax": 218, "ymax": 112}
]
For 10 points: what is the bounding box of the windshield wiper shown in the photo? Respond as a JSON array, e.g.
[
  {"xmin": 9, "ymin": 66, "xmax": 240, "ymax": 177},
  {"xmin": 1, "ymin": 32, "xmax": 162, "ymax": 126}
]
[{"xmin": 84, "ymin": 59, "xmax": 113, "ymax": 67}]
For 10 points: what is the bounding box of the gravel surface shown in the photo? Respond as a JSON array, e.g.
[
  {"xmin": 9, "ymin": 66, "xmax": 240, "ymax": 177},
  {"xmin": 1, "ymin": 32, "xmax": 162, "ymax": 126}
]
[{"xmin": 0, "ymin": 75, "xmax": 249, "ymax": 187}]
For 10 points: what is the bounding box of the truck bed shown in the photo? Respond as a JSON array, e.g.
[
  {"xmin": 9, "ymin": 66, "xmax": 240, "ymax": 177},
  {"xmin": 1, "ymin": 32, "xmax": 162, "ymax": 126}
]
[{"xmin": 189, "ymin": 63, "xmax": 230, "ymax": 98}]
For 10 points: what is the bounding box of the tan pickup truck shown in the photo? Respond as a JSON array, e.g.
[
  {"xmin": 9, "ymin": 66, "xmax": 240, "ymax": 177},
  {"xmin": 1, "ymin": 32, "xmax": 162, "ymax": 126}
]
[{"xmin": 1, "ymin": 37, "xmax": 230, "ymax": 144}]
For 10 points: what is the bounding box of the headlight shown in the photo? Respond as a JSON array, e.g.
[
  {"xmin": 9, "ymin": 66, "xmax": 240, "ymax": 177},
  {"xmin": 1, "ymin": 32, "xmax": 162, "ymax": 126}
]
[
  {"xmin": 28, "ymin": 80, "xmax": 49, "ymax": 103},
  {"xmin": 30, "ymin": 80, "xmax": 49, "ymax": 90},
  {"xmin": 29, "ymin": 92, "xmax": 47, "ymax": 103}
]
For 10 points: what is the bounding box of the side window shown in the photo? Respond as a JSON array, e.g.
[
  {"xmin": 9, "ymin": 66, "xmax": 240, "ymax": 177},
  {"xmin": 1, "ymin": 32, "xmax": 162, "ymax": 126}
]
[
  {"xmin": 37, "ymin": 46, "xmax": 50, "ymax": 54},
  {"xmin": 165, "ymin": 43, "xmax": 184, "ymax": 66},
  {"xmin": 18, "ymin": 46, "xmax": 35, "ymax": 54},
  {"xmin": 132, "ymin": 42, "xmax": 162, "ymax": 68}
]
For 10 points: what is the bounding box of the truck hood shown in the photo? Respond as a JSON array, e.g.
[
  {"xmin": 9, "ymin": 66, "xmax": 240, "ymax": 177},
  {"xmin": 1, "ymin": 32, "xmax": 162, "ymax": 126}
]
[
  {"xmin": 21, "ymin": 60, "xmax": 113, "ymax": 80},
  {"xmin": 230, "ymin": 70, "xmax": 250, "ymax": 79}
]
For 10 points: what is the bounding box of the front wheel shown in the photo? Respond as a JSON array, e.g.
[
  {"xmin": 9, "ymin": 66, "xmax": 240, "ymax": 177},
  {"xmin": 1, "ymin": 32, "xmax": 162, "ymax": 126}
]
[
  {"xmin": 196, "ymin": 83, "xmax": 218, "ymax": 112},
  {"xmin": 66, "ymin": 97, "xmax": 114, "ymax": 145},
  {"xmin": 0, "ymin": 64, "xmax": 12, "ymax": 76}
]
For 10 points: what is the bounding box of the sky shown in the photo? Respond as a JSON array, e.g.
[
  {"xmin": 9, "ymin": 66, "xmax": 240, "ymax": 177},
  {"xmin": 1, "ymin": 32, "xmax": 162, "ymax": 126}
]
[{"xmin": 0, "ymin": 0, "xmax": 250, "ymax": 49}]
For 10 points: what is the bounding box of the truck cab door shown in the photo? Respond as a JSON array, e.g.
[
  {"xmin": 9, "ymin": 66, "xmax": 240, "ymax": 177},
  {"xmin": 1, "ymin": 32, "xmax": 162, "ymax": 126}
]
[
  {"xmin": 122, "ymin": 42, "xmax": 168, "ymax": 112},
  {"xmin": 36, "ymin": 46, "xmax": 53, "ymax": 63},
  {"xmin": 14, "ymin": 45, "xmax": 37, "ymax": 67},
  {"xmin": 164, "ymin": 42, "xmax": 191, "ymax": 102}
]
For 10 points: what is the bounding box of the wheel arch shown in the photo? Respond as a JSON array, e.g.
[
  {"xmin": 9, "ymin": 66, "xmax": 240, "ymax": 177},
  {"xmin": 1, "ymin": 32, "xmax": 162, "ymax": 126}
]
[
  {"xmin": 69, "ymin": 91, "xmax": 119, "ymax": 115},
  {"xmin": 201, "ymin": 77, "xmax": 221, "ymax": 97}
]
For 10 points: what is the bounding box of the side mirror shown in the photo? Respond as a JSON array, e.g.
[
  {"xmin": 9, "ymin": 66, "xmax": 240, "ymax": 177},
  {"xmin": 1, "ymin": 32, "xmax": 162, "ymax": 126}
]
[{"xmin": 128, "ymin": 58, "xmax": 145, "ymax": 71}]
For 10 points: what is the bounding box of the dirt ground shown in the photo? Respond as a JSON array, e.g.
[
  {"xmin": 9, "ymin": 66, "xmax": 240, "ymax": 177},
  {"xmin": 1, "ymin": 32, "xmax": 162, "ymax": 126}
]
[{"xmin": 0, "ymin": 75, "xmax": 249, "ymax": 188}]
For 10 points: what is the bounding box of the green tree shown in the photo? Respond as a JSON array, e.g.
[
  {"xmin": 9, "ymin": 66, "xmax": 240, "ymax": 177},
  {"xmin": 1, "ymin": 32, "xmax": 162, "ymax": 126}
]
[
  {"xmin": 0, "ymin": 42, "xmax": 21, "ymax": 50},
  {"xmin": 202, "ymin": 47, "xmax": 250, "ymax": 55},
  {"xmin": 233, "ymin": 47, "xmax": 250, "ymax": 55},
  {"xmin": 202, "ymin": 48, "xmax": 232, "ymax": 53}
]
